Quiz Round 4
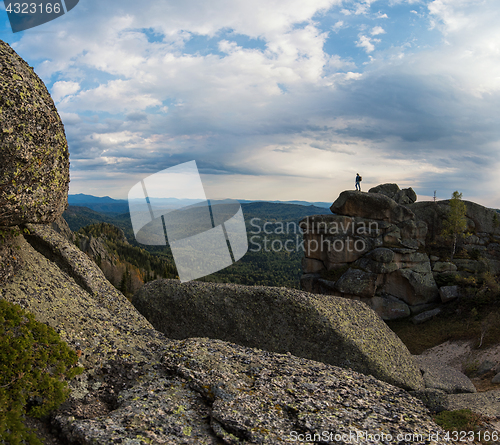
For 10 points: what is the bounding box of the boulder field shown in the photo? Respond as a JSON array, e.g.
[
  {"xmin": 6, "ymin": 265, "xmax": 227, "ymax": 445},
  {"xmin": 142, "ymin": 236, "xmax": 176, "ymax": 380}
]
[{"xmin": 1, "ymin": 224, "xmax": 456, "ymax": 443}]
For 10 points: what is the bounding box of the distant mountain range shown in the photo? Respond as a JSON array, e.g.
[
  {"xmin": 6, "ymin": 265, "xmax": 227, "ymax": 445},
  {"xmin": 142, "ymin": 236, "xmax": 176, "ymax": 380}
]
[{"xmin": 68, "ymin": 194, "xmax": 331, "ymax": 214}]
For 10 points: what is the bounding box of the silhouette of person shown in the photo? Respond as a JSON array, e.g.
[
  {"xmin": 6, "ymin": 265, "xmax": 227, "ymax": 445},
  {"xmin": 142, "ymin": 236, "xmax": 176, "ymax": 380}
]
[{"xmin": 355, "ymin": 173, "xmax": 361, "ymax": 191}]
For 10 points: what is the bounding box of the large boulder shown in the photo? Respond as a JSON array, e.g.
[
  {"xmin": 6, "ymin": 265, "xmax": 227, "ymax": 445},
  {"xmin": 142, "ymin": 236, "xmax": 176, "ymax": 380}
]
[
  {"xmin": 0, "ymin": 40, "xmax": 69, "ymax": 227},
  {"xmin": 381, "ymin": 268, "xmax": 439, "ymax": 306},
  {"xmin": 334, "ymin": 267, "xmax": 377, "ymax": 297},
  {"xmin": 368, "ymin": 183, "xmax": 400, "ymax": 198},
  {"xmin": 132, "ymin": 279, "xmax": 424, "ymax": 390},
  {"xmin": 331, "ymin": 190, "xmax": 415, "ymax": 223}
]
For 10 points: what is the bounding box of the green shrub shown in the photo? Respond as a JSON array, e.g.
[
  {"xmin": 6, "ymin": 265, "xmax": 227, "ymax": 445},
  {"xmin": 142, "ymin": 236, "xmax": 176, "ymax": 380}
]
[
  {"xmin": 0, "ymin": 300, "xmax": 84, "ymax": 444},
  {"xmin": 433, "ymin": 409, "xmax": 493, "ymax": 443},
  {"xmin": 435, "ymin": 273, "xmax": 459, "ymax": 287},
  {"xmin": 433, "ymin": 409, "xmax": 481, "ymax": 431}
]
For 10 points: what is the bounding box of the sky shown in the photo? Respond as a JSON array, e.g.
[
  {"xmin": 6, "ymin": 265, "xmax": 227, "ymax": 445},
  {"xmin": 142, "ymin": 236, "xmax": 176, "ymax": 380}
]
[{"xmin": 1, "ymin": 0, "xmax": 500, "ymax": 207}]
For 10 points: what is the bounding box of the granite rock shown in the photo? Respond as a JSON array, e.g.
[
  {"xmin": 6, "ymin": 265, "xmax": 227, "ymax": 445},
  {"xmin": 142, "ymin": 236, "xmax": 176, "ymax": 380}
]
[
  {"xmin": 133, "ymin": 279, "xmax": 424, "ymax": 391},
  {"xmin": 0, "ymin": 40, "xmax": 69, "ymax": 227}
]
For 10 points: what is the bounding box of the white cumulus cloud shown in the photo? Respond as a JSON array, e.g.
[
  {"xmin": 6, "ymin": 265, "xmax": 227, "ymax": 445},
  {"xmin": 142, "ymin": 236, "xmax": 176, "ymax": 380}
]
[
  {"xmin": 356, "ymin": 35, "xmax": 375, "ymax": 53},
  {"xmin": 51, "ymin": 81, "xmax": 80, "ymax": 102}
]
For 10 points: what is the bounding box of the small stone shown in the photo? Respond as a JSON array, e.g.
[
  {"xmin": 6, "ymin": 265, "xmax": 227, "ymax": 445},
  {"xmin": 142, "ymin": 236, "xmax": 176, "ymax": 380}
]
[
  {"xmin": 491, "ymin": 372, "xmax": 500, "ymax": 384},
  {"xmin": 439, "ymin": 285, "xmax": 460, "ymax": 303},
  {"xmin": 412, "ymin": 308, "xmax": 441, "ymax": 325}
]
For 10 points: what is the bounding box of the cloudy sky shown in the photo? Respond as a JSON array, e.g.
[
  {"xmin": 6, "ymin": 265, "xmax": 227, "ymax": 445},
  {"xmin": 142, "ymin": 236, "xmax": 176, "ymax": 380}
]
[{"xmin": 1, "ymin": 0, "xmax": 500, "ymax": 206}]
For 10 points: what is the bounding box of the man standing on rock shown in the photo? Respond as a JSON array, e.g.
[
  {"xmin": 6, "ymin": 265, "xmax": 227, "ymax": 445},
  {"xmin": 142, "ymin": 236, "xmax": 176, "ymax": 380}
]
[{"xmin": 355, "ymin": 173, "xmax": 362, "ymax": 191}]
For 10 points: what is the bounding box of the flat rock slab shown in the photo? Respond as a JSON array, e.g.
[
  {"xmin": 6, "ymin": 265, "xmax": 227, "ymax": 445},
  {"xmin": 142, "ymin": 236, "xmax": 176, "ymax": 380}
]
[
  {"xmin": 55, "ymin": 377, "xmax": 220, "ymax": 445},
  {"xmin": 330, "ymin": 190, "xmax": 415, "ymax": 223},
  {"xmin": 444, "ymin": 390, "xmax": 500, "ymax": 418},
  {"xmin": 163, "ymin": 338, "xmax": 449, "ymax": 444},
  {"xmin": 412, "ymin": 308, "xmax": 442, "ymax": 324}
]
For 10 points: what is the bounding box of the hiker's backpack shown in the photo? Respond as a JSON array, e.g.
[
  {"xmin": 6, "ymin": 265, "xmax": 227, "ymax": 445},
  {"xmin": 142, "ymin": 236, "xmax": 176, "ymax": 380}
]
[{"xmin": 359, "ymin": 176, "xmax": 362, "ymax": 181}]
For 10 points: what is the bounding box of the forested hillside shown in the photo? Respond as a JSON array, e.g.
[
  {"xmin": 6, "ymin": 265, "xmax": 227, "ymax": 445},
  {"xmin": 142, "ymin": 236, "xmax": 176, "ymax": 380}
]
[{"xmin": 63, "ymin": 201, "xmax": 331, "ymax": 289}]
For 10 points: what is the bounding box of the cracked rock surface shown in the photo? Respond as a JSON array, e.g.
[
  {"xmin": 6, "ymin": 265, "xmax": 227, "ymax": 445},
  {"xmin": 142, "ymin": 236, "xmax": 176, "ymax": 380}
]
[{"xmin": 163, "ymin": 338, "xmax": 449, "ymax": 445}]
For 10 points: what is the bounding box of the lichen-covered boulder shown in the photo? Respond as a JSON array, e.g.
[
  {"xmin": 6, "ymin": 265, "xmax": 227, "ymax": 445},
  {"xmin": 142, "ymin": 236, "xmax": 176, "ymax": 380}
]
[
  {"xmin": 0, "ymin": 40, "xmax": 69, "ymax": 226},
  {"xmin": 132, "ymin": 279, "xmax": 425, "ymax": 390},
  {"xmin": 334, "ymin": 267, "xmax": 377, "ymax": 297}
]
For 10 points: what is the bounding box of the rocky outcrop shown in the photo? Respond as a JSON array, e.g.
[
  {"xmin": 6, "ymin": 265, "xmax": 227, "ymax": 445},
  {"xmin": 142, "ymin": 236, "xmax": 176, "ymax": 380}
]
[
  {"xmin": 302, "ymin": 184, "xmax": 500, "ymax": 321},
  {"xmin": 331, "ymin": 190, "xmax": 415, "ymax": 223},
  {"xmin": 132, "ymin": 279, "xmax": 424, "ymax": 391},
  {"xmin": 302, "ymin": 188, "xmax": 437, "ymax": 320},
  {"xmin": 56, "ymin": 337, "xmax": 451, "ymax": 444},
  {"xmin": 409, "ymin": 200, "xmax": 500, "ymax": 276},
  {"xmin": 0, "ymin": 40, "xmax": 69, "ymax": 227},
  {"xmin": 0, "ymin": 226, "xmax": 458, "ymax": 443}
]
